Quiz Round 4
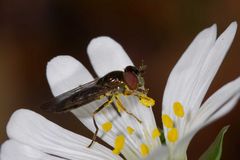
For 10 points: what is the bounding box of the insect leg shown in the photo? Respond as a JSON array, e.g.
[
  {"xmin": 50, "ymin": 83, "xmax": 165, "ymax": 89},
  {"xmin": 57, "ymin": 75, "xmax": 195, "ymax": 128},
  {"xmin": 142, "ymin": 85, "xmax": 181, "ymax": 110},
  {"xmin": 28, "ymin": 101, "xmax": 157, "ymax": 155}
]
[
  {"xmin": 115, "ymin": 95, "xmax": 142, "ymax": 123},
  {"xmin": 137, "ymin": 88, "xmax": 149, "ymax": 95},
  {"xmin": 88, "ymin": 96, "xmax": 113, "ymax": 148},
  {"xmin": 112, "ymin": 103, "xmax": 122, "ymax": 117}
]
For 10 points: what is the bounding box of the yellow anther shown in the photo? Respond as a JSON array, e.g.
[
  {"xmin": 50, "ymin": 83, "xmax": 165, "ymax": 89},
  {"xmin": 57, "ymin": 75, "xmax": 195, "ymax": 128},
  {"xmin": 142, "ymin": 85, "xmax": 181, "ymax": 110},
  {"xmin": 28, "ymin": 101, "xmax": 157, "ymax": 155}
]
[
  {"xmin": 152, "ymin": 128, "xmax": 161, "ymax": 140},
  {"xmin": 167, "ymin": 128, "xmax": 178, "ymax": 143},
  {"xmin": 139, "ymin": 94, "xmax": 155, "ymax": 107},
  {"xmin": 162, "ymin": 114, "xmax": 174, "ymax": 128},
  {"xmin": 112, "ymin": 148, "xmax": 121, "ymax": 155},
  {"xmin": 173, "ymin": 102, "xmax": 185, "ymax": 118},
  {"xmin": 112, "ymin": 135, "xmax": 125, "ymax": 155},
  {"xmin": 140, "ymin": 143, "xmax": 149, "ymax": 157},
  {"xmin": 127, "ymin": 126, "xmax": 135, "ymax": 135},
  {"xmin": 101, "ymin": 122, "xmax": 112, "ymax": 132}
]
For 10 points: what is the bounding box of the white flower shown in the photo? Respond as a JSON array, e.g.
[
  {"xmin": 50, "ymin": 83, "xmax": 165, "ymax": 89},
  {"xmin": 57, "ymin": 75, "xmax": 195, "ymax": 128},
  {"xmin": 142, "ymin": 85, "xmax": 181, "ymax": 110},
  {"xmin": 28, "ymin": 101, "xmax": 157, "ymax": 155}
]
[
  {"xmin": 147, "ymin": 22, "xmax": 240, "ymax": 160},
  {"xmin": 1, "ymin": 22, "xmax": 240, "ymax": 160}
]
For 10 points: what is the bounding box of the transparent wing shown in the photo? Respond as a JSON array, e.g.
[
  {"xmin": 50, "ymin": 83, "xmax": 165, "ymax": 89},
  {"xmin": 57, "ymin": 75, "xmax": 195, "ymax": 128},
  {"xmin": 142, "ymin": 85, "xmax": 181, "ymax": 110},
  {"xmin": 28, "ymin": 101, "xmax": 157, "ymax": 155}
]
[{"xmin": 40, "ymin": 79, "xmax": 111, "ymax": 112}]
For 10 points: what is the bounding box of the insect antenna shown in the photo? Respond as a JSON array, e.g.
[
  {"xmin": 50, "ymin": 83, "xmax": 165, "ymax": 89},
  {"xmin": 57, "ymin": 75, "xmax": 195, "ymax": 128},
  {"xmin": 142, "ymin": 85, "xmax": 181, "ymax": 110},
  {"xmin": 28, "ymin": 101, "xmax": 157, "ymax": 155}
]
[{"xmin": 139, "ymin": 60, "xmax": 147, "ymax": 75}]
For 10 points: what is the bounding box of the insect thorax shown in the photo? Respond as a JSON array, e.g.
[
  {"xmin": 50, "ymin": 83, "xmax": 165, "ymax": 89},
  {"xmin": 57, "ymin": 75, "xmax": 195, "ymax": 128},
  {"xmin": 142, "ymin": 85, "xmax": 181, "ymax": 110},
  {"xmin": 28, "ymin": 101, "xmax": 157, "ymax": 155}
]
[{"xmin": 98, "ymin": 71, "xmax": 125, "ymax": 87}]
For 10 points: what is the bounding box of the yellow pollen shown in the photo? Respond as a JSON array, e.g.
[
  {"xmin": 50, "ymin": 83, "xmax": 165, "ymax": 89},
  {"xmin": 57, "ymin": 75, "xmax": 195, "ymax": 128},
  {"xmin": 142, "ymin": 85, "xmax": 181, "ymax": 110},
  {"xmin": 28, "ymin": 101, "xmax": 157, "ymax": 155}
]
[
  {"xmin": 152, "ymin": 128, "xmax": 161, "ymax": 140},
  {"xmin": 127, "ymin": 126, "xmax": 135, "ymax": 135},
  {"xmin": 139, "ymin": 94, "xmax": 155, "ymax": 107},
  {"xmin": 140, "ymin": 143, "xmax": 149, "ymax": 157},
  {"xmin": 173, "ymin": 102, "xmax": 185, "ymax": 117},
  {"xmin": 162, "ymin": 114, "xmax": 174, "ymax": 128},
  {"xmin": 167, "ymin": 128, "xmax": 178, "ymax": 143},
  {"xmin": 101, "ymin": 121, "xmax": 112, "ymax": 132},
  {"xmin": 112, "ymin": 135, "xmax": 125, "ymax": 155}
]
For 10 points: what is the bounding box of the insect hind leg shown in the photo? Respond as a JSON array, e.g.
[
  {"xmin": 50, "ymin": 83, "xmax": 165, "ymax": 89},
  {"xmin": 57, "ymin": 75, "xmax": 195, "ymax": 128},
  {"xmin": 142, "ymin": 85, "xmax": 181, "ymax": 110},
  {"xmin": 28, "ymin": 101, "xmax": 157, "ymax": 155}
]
[
  {"xmin": 88, "ymin": 96, "xmax": 113, "ymax": 148},
  {"xmin": 112, "ymin": 103, "xmax": 122, "ymax": 117},
  {"xmin": 115, "ymin": 95, "xmax": 142, "ymax": 123}
]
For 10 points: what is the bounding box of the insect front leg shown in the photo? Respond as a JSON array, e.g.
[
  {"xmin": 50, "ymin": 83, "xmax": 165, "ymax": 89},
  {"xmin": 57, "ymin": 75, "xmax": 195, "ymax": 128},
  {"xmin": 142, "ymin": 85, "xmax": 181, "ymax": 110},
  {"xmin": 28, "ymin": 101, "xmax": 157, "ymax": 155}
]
[{"xmin": 88, "ymin": 96, "xmax": 113, "ymax": 148}]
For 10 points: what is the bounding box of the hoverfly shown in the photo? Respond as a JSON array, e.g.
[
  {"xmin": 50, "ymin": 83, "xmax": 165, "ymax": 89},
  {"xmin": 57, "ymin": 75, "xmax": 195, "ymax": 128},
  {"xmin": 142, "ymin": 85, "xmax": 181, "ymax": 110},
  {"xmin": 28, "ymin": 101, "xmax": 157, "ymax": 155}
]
[{"xmin": 40, "ymin": 65, "xmax": 150, "ymax": 147}]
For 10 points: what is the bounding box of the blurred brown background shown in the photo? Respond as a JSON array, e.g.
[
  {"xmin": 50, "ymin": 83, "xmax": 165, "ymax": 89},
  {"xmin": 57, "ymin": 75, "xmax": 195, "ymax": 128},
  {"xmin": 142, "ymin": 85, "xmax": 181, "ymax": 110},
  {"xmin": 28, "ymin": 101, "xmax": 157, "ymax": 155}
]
[{"xmin": 0, "ymin": 0, "xmax": 239, "ymax": 159}]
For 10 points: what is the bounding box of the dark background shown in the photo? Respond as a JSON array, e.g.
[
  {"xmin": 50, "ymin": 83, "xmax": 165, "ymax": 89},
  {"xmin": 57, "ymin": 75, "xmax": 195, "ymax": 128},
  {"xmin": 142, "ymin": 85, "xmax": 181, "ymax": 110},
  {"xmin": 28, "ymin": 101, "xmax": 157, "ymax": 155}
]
[{"xmin": 0, "ymin": 1, "xmax": 239, "ymax": 159}]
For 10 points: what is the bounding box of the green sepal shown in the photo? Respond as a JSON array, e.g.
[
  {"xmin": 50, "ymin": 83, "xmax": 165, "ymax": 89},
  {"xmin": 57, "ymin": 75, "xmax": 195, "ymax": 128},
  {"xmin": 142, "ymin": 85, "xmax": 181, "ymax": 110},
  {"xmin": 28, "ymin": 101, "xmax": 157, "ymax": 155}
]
[{"xmin": 199, "ymin": 125, "xmax": 229, "ymax": 160}]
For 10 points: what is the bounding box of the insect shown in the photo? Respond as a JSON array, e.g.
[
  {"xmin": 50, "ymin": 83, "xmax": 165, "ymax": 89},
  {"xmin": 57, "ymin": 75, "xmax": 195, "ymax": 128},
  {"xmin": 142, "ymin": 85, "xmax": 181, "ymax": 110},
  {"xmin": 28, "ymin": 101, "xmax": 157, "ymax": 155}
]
[{"xmin": 40, "ymin": 65, "xmax": 151, "ymax": 147}]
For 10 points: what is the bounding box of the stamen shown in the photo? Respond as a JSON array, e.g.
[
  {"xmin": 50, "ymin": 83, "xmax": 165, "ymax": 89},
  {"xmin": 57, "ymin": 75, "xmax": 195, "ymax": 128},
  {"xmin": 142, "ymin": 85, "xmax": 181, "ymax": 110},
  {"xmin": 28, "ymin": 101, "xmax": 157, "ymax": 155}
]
[
  {"xmin": 167, "ymin": 128, "xmax": 178, "ymax": 143},
  {"xmin": 162, "ymin": 114, "xmax": 173, "ymax": 128},
  {"xmin": 152, "ymin": 128, "xmax": 161, "ymax": 140},
  {"xmin": 127, "ymin": 126, "xmax": 135, "ymax": 135},
  {"xmin": 112, "ymin": 135, "xmax": 125, "ymax": 155},
  {"xmin": 140, "ymin": 143, "xmax": 149, "ymax": 157},
  {"xmin": 139, "ymin": 94, "xmax": 155, "ymax": 107},
  {"xmin": 173, "ymin": 102, "xmax": 184, "ymax": 117},
  {"xmin": 101, "ymin": 121, "xmax": 112, "ymax": 132}
]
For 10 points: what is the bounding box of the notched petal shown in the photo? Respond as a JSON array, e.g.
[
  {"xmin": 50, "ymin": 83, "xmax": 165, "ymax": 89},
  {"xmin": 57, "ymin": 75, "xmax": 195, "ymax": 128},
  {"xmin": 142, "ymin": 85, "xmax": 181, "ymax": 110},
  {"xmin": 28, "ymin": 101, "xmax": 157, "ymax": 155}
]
[
  {"xmin": 46, "ymin": 55, "xmax": 93, "ymax": 96},
  {"xmin": 87, "ymin": 36, "xmax": 133, "ymax": 77},
  {"xmin": 6, "ymin": 109, "xmax": 122, "ymax": 160},
  {"xmin": 1, "ymin": 140, "xmax": 64, "ymax": 160}
]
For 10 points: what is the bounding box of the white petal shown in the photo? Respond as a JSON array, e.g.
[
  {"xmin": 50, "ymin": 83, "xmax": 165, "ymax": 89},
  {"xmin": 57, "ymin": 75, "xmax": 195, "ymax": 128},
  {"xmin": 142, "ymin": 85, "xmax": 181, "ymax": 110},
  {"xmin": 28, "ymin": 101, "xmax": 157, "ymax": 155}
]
[
  {"xmin": 144, "ymin": 145, "xmax": 169, "ymax": 160},
  {"xmin": 163, "ymin": 23, "xmax": 217, "ymax": 112},
  {"xmin": 47, "ymin": 55, "xmax": 93, "ymax": 96},
  {"xmin": 162, "ymin": 22, "xmax": 237, "ymax": 142},
  {"xmin": 6, "ymin": 109, "xmax": 122, "ymax": 160},
  {"xmin": 1, "ymin": 140, "xmax": 65, "ymax": 160},
  {"xmin": 190, "ymin": 77, "xmax": 240, "ymax": 130},
  {"xmin": 162, "ymin": 23, "xmax": 217, "ymax": 140},
  {"xmin": 172, "ymin": 129, "xmax": 196, "ymax": 160},
  {"xmin": 207, "ymin": 94, "xmax": 239, "ymax": 123},
  {"xmin": 87, "ymin": 36, "xmax": 133, "ymax": 77},
  {"xmin": 163, "ymin": 22, "xmax": 237, "ymax": 114}
]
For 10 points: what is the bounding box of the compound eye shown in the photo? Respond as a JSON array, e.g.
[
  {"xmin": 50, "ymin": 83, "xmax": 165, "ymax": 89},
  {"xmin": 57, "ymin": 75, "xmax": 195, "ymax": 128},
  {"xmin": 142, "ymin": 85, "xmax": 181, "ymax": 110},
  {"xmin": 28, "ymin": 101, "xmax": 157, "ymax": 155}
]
[
  {"xmin": 123, "ymin": 71, "xmax": 138, "ymax": 90},
  {"xmin": 124, "ymin": 66, "xmax": 139, "ymax": 75}
]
